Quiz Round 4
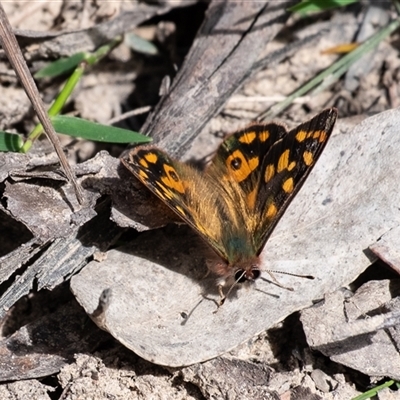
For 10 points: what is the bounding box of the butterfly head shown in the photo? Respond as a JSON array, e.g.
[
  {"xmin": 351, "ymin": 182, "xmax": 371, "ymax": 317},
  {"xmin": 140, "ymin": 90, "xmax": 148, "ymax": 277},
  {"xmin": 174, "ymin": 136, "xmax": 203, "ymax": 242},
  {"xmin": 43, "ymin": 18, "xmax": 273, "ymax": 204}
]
[
  {"xmin": 209, "ymin": 255, "xmax": 262, "ymax": 287},
  {"xmin": 233, "ymin": 265, "xmax": 261, "ymax": 283},
  {"xmin": 211, "ymin": 256, "xmax": 262, "ymax": 307}
]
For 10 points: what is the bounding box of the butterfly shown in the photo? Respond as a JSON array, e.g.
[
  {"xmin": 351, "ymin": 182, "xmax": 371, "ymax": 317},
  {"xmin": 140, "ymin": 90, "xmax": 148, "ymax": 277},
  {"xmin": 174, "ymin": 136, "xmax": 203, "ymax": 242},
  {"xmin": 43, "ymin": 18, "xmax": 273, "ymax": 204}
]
[{"xmin": 122, "ymin": 108, "xmax": 337, "ymax": 303}]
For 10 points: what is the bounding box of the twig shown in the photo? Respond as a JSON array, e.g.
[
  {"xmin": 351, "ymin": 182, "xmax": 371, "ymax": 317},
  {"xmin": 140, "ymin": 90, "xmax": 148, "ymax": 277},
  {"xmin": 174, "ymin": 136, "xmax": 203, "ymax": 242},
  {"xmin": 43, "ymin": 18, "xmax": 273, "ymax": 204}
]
[
  {"xmin": 0, "ymin": 3, "xmax": 84, "ymax": 205},
  {"xmin": 107, "ymin": 105, "xmax": 152, "ymax": 125}
]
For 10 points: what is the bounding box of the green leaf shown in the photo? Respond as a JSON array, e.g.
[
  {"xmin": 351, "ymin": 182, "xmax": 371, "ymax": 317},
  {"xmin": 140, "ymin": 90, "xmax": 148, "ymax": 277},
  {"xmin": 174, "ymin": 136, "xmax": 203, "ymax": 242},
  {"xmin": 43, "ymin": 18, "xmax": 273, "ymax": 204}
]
[
  {"xmin": 0, "ymin": 131, "xmax": 23, "ymax": 152},
  {"xmin": 124, "ymin": 33, "xmax": 158, "ymax": 55},
  {"xmin": 50, "ymin": 115, "xmax": 151, "ymax": 144},
  {"xmin": 289, "ymin": 0, "xmax": 358, "ymax": 14},
  {"xmin": 34, "ymin": 52, "xmax": 89, "ymax": 78}
]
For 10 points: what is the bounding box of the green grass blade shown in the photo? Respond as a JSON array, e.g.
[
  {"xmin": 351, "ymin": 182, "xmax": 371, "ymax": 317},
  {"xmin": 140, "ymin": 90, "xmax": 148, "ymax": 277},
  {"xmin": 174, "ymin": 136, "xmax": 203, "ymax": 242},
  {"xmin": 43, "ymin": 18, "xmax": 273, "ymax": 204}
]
[
  {"xmin": 85, "ymin": 38, "xmax": 122, "ymax": 65},
  {"xmin": 289, "ymin": 0, "xmax": 358, "ymax": 14},
  {"xmin": 51, "ymin": 115, "xmax": 151, "ymax": 144},
  {"xmin": 24, "ymin": 39, "xmax": 124, "ymax": 153},
  {"xmin": 49, "ymin": 64, "xmax": 86, "ymax": 117},
  {"xmin": 24, "ymin": 62, "xmax": 86, "ymax": 152},
  {"xmin": 34, "ymin": 52, "xmax": 88, "ymax": 78},
  {"xmin": 0, "ymin": 131, "xmax": 23, "ymax": 152},
  {"xmin": 259, "ymin": 18, "xmax": 400, "ymax": 120},
  {"xmin": 35, "ymin": 38, "xmax": 121, "ymax": 79}
]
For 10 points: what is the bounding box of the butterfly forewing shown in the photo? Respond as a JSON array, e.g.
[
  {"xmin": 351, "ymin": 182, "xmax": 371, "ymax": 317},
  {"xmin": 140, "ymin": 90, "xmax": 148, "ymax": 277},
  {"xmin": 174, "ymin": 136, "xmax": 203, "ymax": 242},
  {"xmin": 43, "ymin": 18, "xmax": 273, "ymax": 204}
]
[
  {"xmin": 253, "ymin": 108, "xmax": 338, "ymax": 253},
  {"xmin": 208, "ymin": 123, "xmax": 287, "ymax": 208},
  {"xmin": 205, "ymin": 108, "xmax": 337, "ymax": 260}
]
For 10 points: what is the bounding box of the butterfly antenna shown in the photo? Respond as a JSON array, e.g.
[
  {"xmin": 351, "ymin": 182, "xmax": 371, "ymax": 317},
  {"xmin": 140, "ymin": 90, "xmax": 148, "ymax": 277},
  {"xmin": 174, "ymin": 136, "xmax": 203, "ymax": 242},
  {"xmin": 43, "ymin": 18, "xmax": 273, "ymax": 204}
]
[{"xmin": 262, "ymin": 270, "xmax": 314, "ymax": 292}]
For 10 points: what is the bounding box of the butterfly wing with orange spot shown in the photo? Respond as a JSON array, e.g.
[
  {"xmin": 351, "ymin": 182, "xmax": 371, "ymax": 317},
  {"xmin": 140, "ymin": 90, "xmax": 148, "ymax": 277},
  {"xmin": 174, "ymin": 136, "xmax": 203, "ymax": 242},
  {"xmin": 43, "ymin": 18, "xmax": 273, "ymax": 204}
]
[
  {"xmin": 208, "ymin": 108, "xmax": 338, "ymax": 256},
  {"xmin": 122, "ymin": 146, "xmax": 233, "ymax": 261},
  {"xmin": 208, "ymin": 122, "xmax": 286, "ymax": 217},
  {"xmin": 252, "ymin": 108, "xmax": 337, "ymax": 253}
]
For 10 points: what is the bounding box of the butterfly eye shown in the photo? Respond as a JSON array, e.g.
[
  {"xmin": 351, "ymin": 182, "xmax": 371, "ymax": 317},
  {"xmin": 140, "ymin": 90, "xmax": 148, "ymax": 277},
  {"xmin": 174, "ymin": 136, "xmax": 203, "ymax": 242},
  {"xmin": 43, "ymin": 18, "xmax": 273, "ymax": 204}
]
[
  {"xmin": 230, "ymin": 157, "xmax": 242, "ymax": 170},
  {"xmin": 234, "ymin": 269, "xmax": 247, "ymax": 283},
  {"xmin": 251, "ymin": 268, "xmax": 261, "ymax": 280}
]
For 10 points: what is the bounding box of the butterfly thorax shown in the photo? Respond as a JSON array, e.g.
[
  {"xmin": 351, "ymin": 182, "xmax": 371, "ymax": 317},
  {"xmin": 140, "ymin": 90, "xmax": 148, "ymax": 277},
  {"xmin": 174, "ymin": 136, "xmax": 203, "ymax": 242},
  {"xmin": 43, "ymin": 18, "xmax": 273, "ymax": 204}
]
[{"xmin": 222, "ymin": 223, "xmax": 257, "ymax": 253}]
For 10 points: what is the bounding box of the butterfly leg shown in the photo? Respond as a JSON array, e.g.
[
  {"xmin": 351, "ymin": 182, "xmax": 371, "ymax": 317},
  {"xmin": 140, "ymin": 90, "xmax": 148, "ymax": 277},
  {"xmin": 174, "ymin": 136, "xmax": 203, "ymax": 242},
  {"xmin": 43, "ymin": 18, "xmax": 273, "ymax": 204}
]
[
  {"xmin": 218, "ymin": 284, "xmax": 226, "ymax": 307},
  {"xmin": 202, "ymin": 268, "xmax": 211, "ymax": 280},
  {"xmin": 210, "ymin": 286, "xmax": 226, "ymax": 314},
  {"xmin": 211, "ymin": 285, "xmax": 227, "ymax": 313}
]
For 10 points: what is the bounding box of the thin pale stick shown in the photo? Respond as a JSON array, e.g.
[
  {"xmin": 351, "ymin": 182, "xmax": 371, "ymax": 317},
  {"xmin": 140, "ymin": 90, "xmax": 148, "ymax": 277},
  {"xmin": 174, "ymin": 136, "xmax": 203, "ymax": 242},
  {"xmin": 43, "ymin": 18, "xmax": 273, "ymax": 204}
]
[{"xmin": 0, "ymin": 3, "xmax": 84, "ymax": 205}]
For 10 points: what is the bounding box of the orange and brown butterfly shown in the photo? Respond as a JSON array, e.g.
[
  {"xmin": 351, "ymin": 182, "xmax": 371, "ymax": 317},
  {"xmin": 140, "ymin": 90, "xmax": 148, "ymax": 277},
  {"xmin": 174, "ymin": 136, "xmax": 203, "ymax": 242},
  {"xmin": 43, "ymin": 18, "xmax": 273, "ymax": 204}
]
[{"xmin": 121, "ymin": 108, "xmax": 337, "ymax": 302}]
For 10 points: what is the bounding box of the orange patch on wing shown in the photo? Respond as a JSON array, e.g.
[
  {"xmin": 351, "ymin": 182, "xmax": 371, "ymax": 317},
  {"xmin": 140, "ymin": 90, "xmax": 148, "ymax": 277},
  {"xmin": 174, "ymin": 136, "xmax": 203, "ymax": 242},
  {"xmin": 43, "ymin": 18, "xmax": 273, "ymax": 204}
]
[
  {"xmin": 226, "ymin": 150, "xmax": 259, "ymax": 182},
  {"xmin": 162, "ymin": 164, "xmax": 185, "ymax": 193},
  {"xmin": 139, "ymin": 158, "xmax": 149, "ymax": 168},
  {"xmin": 239, "ymin": 131, "xmax": 256, "ymax": 144},
  {"xmin": 138, "ymin": 170, "xmax": 149, "ymax": 180},
  {"xmin": 277, "ymin": 149, "xmax": 290, "ymax": 172},
  {"xmin": 288, "ymin": 161, "xmax": 296, "ymax": 171},
  {"xmin": 265, "ymin": 164, "xmax": 275, "ymax": 182},
  {"xmin": 312, "ymin": 130, "xmax": 328, "ymax": 143},
  {"xmin": 266, "ymin": 202, "xmax": 277, "ymax": 219},
  {"xmin": 318, "ymin": 130, "xmax": 327, "ymax": 143},
  {"xmin": 144, "ymin": 152, "xmax": 158, "ymax": 164},
  {"xmin": 246, "ymin": 188, "xmax": 257, "ymax": 210},
  {"xmin": 295, "ymin": 130, "xmax": 307, "ymax": 142},
  {"xmin": 259, "ymin": 130, "xmax": 270, "ymax": 142},
  {"xmin": 282, "ymin": 177, "xmax": 294, "ymax": 193},
  {"xmin": 303, "ymin": 151, "xmax": 314, "ymax": 166}
]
